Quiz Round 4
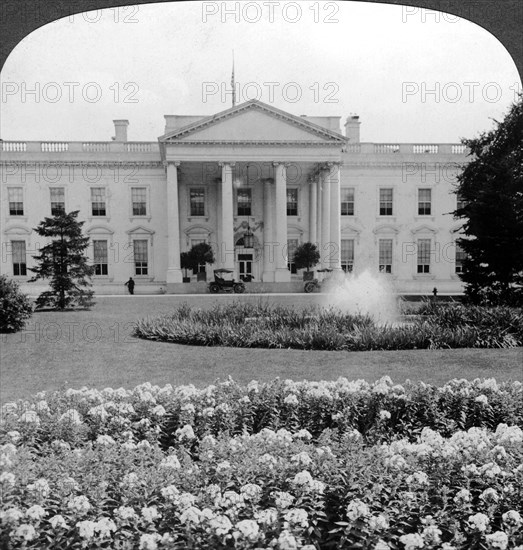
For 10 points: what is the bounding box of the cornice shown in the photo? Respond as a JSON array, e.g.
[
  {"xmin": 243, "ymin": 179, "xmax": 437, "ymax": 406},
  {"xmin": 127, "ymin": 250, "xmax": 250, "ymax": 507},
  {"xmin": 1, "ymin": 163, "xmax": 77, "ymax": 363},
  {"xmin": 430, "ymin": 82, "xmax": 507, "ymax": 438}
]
[
  {"xmin": 0, "ymin": 161, "xmax": 164, "ymax": 168},
  {"xmin": 159, "ymin": 100, "xmax": 347, "ymax": 144},
  {"xmin": 164, "ymin": 140, "xmax": 343, "ymax": 147}
]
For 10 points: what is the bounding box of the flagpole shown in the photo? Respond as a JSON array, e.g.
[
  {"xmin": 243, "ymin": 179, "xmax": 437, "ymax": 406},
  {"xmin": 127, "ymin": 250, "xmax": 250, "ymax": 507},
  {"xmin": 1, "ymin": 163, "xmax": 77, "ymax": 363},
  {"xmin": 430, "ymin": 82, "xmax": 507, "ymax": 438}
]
[{"xmin": 231, "ymin": 50, "xmax": 236, "ymax": 108}]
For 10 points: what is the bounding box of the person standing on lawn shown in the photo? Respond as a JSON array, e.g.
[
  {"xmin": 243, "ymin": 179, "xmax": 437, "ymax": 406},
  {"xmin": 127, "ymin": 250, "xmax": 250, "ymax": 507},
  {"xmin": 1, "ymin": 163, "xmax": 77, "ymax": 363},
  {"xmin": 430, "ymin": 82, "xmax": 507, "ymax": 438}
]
[{"xmin": 125, "ymin": 277, "xmax": 135, "ymax": 295}]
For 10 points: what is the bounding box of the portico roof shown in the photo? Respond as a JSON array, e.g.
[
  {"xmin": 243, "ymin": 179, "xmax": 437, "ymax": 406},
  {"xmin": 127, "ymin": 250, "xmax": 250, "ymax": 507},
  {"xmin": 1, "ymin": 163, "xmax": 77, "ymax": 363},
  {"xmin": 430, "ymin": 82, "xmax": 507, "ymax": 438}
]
[{"xmin": 158, "ymin": 99, "xmax": 347, "ymax": 146}]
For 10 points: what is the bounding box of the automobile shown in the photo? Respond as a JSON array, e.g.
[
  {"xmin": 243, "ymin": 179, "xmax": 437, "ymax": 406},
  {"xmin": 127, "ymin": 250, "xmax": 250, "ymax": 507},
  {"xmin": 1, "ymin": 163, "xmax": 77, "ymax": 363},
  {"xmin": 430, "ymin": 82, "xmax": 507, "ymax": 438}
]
[
  {"xmin": 304, "ymin": 268, "xmax": 333, "ymax": 293},
  {"xmin": 208, "ymin": 269, "xmax": 246, "ymax": 294}
]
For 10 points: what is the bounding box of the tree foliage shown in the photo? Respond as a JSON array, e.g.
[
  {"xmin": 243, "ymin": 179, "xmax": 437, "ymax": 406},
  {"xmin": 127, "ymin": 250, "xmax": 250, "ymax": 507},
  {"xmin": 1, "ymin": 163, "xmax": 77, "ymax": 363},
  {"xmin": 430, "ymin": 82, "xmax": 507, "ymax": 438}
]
[
  {"xmin": 454, "ymin": 96, "xmax": 523, "ymax": 305},
  {"xmin": 293, "ymin": 242, "xmax": 320, "ymax": 271},
  {"xmin": 0, "ymin": 275, "xmax": 33, "ymax": 332},
  {"xmin": 29, "ymin": 211, "xmax": 95, "ymax": 310},
  {"xmin": 181, "ymin": 243, "xmax": 215, "ymax": 275}
]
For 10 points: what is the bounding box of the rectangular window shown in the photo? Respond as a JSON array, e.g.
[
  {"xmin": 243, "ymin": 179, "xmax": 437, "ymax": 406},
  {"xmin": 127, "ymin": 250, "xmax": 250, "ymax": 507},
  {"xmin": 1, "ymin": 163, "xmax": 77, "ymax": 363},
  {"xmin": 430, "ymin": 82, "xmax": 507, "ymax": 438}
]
[
  {"xmin": 237, "ymin": 188, "xmax": 252, "ymax": 216},
  {"xmin": 287, "ymin": 238, "xmax": 298, "ymax": 273},
  {"xmin": 455, "ymin": 244, "xmax": 467, "ymax": 274},
  {"xmin": 379, "ymin": 239, "xmax": 393, "ymax": 273},
  {"xmin": 417, "ymin": 239, "xmax": 431, "ymax": 274},
  {"xmin": 93, "ymin": 240, "xmax": 108, "ymax": 276},
  {"xmin": 418, "ymin": 188, "xmax": 432, "ymax": 215},
  {"xmin": 190, "ymin": 188, "xmax": 205, "ymax": 217},
  {"xmin": 8, "ymin": 187, "xmax": 24, "ymax": 216},
  {"xmin": 91, "ymin": 188, "xmax": 106, "ymax": 216},
  {"xmin": 50, "ymin": 187, "xmax": 65, "ymax": 216},
  {"xmin": 133, "ymin": 240, "xmax": 148, "ymax": 275},
  {"xmin": 341, "ymin": 188, "xmax": 355, "ymax": 216},
  {"xmin": 341, "ymin": 239, "xmax": 354, "ymax": 273},
  {"xmin": 379, "ymin": 188, "xmax": 393, "ymax": 216},
  {"xmin": 131, "ymin": 187, "xmax": 147, "ymax": 216},
  {"xmin": 12, "ymin": 240, "xmax": 27, "ymax": 276},
  {"xmin": 287, "ymin": 189, "xmax": 298, "ymax": 216}
]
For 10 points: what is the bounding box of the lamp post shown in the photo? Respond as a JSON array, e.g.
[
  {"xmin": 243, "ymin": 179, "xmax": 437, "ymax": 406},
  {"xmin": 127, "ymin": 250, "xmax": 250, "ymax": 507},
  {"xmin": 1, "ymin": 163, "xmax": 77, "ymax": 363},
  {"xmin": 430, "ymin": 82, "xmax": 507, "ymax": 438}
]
[{"xmin": 243, "ymin": 217, "xmax": 254, "ymax": 248}]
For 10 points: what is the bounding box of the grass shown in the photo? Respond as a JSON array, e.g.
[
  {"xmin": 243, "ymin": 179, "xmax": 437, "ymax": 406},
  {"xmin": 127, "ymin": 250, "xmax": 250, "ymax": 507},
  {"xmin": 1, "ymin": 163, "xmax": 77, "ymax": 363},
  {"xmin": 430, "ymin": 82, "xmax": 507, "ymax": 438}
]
[{"xmin": 1, "ymin": 296, "xmax": 522, "ymax": 403}]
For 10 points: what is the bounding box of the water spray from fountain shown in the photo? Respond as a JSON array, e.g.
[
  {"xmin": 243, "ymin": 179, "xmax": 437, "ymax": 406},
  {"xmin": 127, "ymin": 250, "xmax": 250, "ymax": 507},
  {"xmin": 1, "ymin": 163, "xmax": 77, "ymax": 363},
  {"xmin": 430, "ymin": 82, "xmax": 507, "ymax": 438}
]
[{"xmin": 321, "ymin": 270, "xmax": 399, "ymax": 325}]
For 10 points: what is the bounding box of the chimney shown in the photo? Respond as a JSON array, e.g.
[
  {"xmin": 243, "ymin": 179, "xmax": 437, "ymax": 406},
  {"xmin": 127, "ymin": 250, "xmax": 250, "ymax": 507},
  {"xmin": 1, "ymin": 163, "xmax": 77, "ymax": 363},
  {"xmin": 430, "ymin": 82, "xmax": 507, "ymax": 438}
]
[
  {"xmin": 113, "ymin": 119, "xmax": 129, "ymax": 142},
  {"xmin": 344, "ymin": 115, "xmax": 361, "ymax": 143}
]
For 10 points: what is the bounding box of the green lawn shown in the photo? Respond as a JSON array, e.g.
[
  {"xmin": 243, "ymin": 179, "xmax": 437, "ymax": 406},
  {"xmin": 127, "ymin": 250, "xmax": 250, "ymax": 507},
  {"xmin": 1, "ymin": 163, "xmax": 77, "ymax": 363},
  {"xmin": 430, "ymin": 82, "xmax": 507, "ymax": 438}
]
[{"xmin": 1, "ymin": 296, "xmax": 522, "ymax": 403}]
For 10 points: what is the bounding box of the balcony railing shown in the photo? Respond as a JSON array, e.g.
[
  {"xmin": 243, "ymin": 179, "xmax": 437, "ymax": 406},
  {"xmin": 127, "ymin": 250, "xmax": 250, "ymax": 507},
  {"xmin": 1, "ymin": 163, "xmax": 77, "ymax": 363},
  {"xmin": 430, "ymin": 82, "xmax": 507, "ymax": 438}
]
[{"xmin": 1, "ymin": 141, "xmax": 161, "ymax": 154}]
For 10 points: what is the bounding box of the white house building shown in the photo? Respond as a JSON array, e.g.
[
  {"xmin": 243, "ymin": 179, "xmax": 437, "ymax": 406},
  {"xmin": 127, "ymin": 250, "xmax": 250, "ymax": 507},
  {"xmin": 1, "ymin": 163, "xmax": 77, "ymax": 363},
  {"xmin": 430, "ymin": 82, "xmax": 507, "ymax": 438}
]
[{"xmin": 0, "ymin": 99, "xmax": 468, "ymax": 294}]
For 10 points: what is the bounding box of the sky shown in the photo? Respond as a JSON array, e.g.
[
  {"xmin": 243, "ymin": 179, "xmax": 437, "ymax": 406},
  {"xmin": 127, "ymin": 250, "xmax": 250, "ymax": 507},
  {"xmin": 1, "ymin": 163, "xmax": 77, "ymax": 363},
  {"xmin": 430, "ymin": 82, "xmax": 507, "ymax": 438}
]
[{"xmin": 0, "ymin": 1, "xmax": 520, "ymax": 143}]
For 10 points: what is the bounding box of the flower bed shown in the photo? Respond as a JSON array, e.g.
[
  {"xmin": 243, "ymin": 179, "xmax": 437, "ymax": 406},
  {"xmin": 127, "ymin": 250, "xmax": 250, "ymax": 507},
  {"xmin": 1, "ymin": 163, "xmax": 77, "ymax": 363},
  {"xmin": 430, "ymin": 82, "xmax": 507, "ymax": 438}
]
[
  {"xmin": 133, "ymin": 303, "xmax": 523, "ymax": 350},
  {"xmin": 1, "ymin": 378, "xmax": 522, "ymax": 549}
]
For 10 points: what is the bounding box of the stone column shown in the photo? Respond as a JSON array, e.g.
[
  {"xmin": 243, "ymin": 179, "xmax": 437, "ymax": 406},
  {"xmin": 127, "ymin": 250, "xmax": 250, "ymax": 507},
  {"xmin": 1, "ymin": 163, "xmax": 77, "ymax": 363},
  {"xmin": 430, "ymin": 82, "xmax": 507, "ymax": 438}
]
[
  {"xmin": 321, "ymin": 165, "xmax": 331, "ymax": 268},
  {"xmin": 309, "ymin": 179, "xmax": 317, "ymax": 245},
  {"xmin": 166, "ymin": 161, "xmax": 183, "ymax": 283},
  {"xmin": 317, "ymin": 171, "xmax": 322, "ymax": 254},
  {"xmin": 220, "ymin": 162, "xmax": 235, "ymax": 271},
  {"xmin": 329, "ymin": 162, "xmax": 342, "ymax": 269},
  {"xmin": 273, "ymin": 162, "xmax": 291, "ymax": 282},
  {"xmin": 262, "ymin": 178, "xmax": 275, "ymax": 282}
]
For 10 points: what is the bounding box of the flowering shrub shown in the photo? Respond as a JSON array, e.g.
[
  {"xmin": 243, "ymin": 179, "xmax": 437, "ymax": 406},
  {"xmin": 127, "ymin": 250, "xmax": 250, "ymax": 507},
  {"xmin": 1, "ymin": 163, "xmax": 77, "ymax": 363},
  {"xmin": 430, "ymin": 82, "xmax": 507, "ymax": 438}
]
[
  {"xmin": 1, "ymin": 378, "xmax": 522, "ymax": 549},
  {"xmin": 133, "ymin": 302, "xmax": 523, "ymax": 350},
  {"xmin": 0, "ymin": 275, "xmax": 33, "ymax": 333}
]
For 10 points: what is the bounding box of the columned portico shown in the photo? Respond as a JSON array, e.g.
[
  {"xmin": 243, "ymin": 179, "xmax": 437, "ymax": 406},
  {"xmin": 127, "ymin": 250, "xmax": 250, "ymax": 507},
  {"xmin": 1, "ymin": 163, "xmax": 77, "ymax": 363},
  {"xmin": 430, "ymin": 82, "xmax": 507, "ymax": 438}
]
[
  {"xmin": 309, "ymin": 179, "xmax": 317, "ymax": 245},
  {"xmin": 262, "ymin": 177, "xmax": 275, "ymax": 282},
  {"xmin": 219, "ymin": 162, "xmax": 235, "ymax": 270},
  {"xmin": 166, "ymin": 161, "xmax": 183, "ymax": 283},
  {"xmin": 329, "ymin": 162, "xmax": 342, "ymax": 270},
  {"xmin": 274, "ymin": 162, "xmax": 291, "ymax": 282},
  {"xmin": 320, "ymin": 165, "xmax": 331, "ymax": 268}
]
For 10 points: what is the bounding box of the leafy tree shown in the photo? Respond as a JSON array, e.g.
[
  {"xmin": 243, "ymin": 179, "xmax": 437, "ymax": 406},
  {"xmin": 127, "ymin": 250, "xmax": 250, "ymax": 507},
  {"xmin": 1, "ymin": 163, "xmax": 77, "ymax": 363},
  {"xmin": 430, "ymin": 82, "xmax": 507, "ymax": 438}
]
[
  {"xmin": 0, "ymin": 275, "xmax": 33, "ymax": 332},
  {"xmin": 29, "ymin": 211, "xmax": 95, "ymax": 310},
  {"xmin": 189, "ymin": 242, "xmax": 215, "ymax": 273},
  {"xmin": 293, "ymin": 242, "xmax": 320, "ymax": 271},
  {"xmin": 454, "ymin": 97, "xmax": 523, "ymax": 305},
  {"xmin": 180, "ymin": 251, "xmax": 193, "ymax": 278}
]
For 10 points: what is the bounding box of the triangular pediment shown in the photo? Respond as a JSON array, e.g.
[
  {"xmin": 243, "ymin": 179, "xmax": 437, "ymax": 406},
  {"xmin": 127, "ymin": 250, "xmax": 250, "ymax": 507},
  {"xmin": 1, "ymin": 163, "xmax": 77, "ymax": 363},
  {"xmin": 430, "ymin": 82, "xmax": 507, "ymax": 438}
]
[{"xmin": 159, "ymin": 100, "xmax": 346, "ymax": 145}]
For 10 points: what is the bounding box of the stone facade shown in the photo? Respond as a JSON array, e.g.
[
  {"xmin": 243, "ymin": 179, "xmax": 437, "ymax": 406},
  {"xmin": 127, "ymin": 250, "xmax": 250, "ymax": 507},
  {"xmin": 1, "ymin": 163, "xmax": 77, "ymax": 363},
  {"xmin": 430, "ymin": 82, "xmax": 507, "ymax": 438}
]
[{"xmin": 0, "ymin": 100, "xmax": 467, "ymax": 294}]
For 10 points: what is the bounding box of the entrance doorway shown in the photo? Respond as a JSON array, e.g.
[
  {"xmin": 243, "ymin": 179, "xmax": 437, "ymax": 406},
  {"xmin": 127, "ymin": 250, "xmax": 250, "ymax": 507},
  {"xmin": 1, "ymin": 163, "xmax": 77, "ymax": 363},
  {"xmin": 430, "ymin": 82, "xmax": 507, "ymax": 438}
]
[{"xmin": 238, "ymin": 253, "xmax": 253, "ymax": 281}]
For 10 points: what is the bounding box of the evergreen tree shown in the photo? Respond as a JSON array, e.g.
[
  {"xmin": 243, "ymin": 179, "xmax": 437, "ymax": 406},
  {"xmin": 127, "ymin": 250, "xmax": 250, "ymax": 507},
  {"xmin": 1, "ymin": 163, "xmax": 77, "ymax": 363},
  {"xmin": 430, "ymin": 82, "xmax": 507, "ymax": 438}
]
[
  {"xmin": 454, "ymin": 96, "xmax": 523, "ymax": 305},
  {"xmin": 293, "ymin": 242, "xmax": 320, "ymax": 271},
  {"xmin": 29, "ymin": 211, "xmax": 95, "ymax": 310}
]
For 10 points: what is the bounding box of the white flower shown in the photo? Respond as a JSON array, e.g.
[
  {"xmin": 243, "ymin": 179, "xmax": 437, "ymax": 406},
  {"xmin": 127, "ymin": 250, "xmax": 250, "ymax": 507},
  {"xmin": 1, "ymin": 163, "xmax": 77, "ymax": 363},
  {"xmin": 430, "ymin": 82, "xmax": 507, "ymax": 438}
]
[
  {"xmin": 399, "ymin": 533, "xmax": 424, "ymax": 550},
  {"xmin": 485, "ymin": 531, "xmax": 509, "ymax": 550},
  {"xmin": 475, "ymin": 394, "xmax": 489, "ymax": 406},
  {"xmin": 159, "ymin": 454, "xmax": 181, "ymax": 469},
  {"xmin": 152, "ymin": 405, "xmax": 166, "ymax": 416},
  {"xmin": 220, "ymin": 490, "xmax": 244, "ymax": 508},
  {"xmin": 14, "ymin": 524, "xmax": 36, "ymax": 541},
  {"xmin": 120, "ymin": 472, "xmax": 141, "ymax": 488},
  {"xmin": 284, "ymin": 508, "xmax": 309, "ymax": 528},
  {"xmin": 278, "ymin": 530, "xmax": 298, "ymax": 550},
  {"xmin": 27, "ymin": 478, "xmax": 51, "ymax": 498},
  {"xmin": 87, "ymin": 404, "xmax": 109, "ymax": 420},
  {"xmin": 67, "ymin": 496, "xmax": 91, "ymax": 515},
  {"xmin": 141, "ymin": 506, "xmax": 161, "ymax": 523},
  {"xmin": 468, "ymin": 512, "xmax": 490, "ymax": 532},
  {"xmin": 240, "ymin": 483, "xmax": 262, "ymax": 501},
  {"xmin": 346, "ymin": 499, "xmax": 370, "ymax": 521},
  {"xmin": 115, "ymin": 506, "xmax": 138, "ymax": 521},
  {"xmin": 0, "ymin": 472, "xmax": 15, "ymax": 486},
  {"xmin": 59, "ymin": 409, "xmax": 83, "ymax": 425},
  {"xmin": 255, "ymin": 507, "xmax": 278, "ymax": 525},
  {"xmin": 291, "ymin": 452, "xmax": 313, "ymax": 467},
  {"xmin": 480, "ymin": 488, "xmax": 499, "ymax": 502},
  {"xmin": 209, "ymin": 515, "xmax": 233, "ymax": 536},
  {"xmin": 49, "ymin": 515, "xmax": 68, "ymax": 529},
  {"xmin": 179, "ymin": 506, "xmax": 201, "ymax": 524},
  {"xmin": 379, "ymin": 410, "xmax": 391, "ymax": 420},
  {"xmin": 284, "ymin": 394, "xmax": 299, "ymax": 406},
  {"xmin": 26, "ymin": 505, "xmax": 47, "ymax": 521},
  {"xmin": 274, "ymin": 491, "xmax": 295, "ymax": 509},
  {"xmin": 216, "ymin": 460, "xmax": 231, "ymax": 473},
  {"xmin": 422, "ymin": 524, "xmax": 442, "ymax": 544},
  {"xmin": 139, "ymin": 533, "xmax": 161, "ymax": 550},
  {"xmin": 177, "ymin": 492, "xmax": 197, "ymax": 510},
  {"xmin": 502, "ymin": 510, "xmax": 522, "ymax": 528},
  {"xmin": 294, "ymin": 429, "xmax": 312, "ymax": 440},
  {"xmin": 161, "ymin": 484, "xmax": 180, "ymax": 502},
  {"xmin": 406, "ymin": 471, "xmax": 429, "ymax": 486},
  {"xmin": 77, "ymin": 520, "xmax": 97, "ymax": 539},
  {"xmin": 7, "ymin": 431, "xmax": 21, "ymax": 442},
  {"xmin": 1, "ymin": 507, "xmax": 24, "ymax": 524},
  {"xmin": 369, "ymin": 514, "xmax": 389, "ymax": 530},
  {"xmin": 258, "ymin": 453, "xmax": 278, "ymax": 467},
  {"xmin": 292, "ymin": 470, "xmax": 313, "ymax": 487},
  {"xmin": 375, "ymin": 541, "xmax": 391, "ymax": 550},
  {"xmin": 95, "ymin": 517, "xmax": 116, "ymax": 537},
  {"xmin": 235, "ymin": 519, "xmax": 259, "ymax": 540},
  {"xmin": 176, "ymin": 424, "xmax": 196, "ymax": 441},
  {"xmin": 96, "ymin": 434, "xmax": 116, "ymax": 446},
  {"xmin": 454, "ymin": 488, "xmax": 472, "ymax": 504}
]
